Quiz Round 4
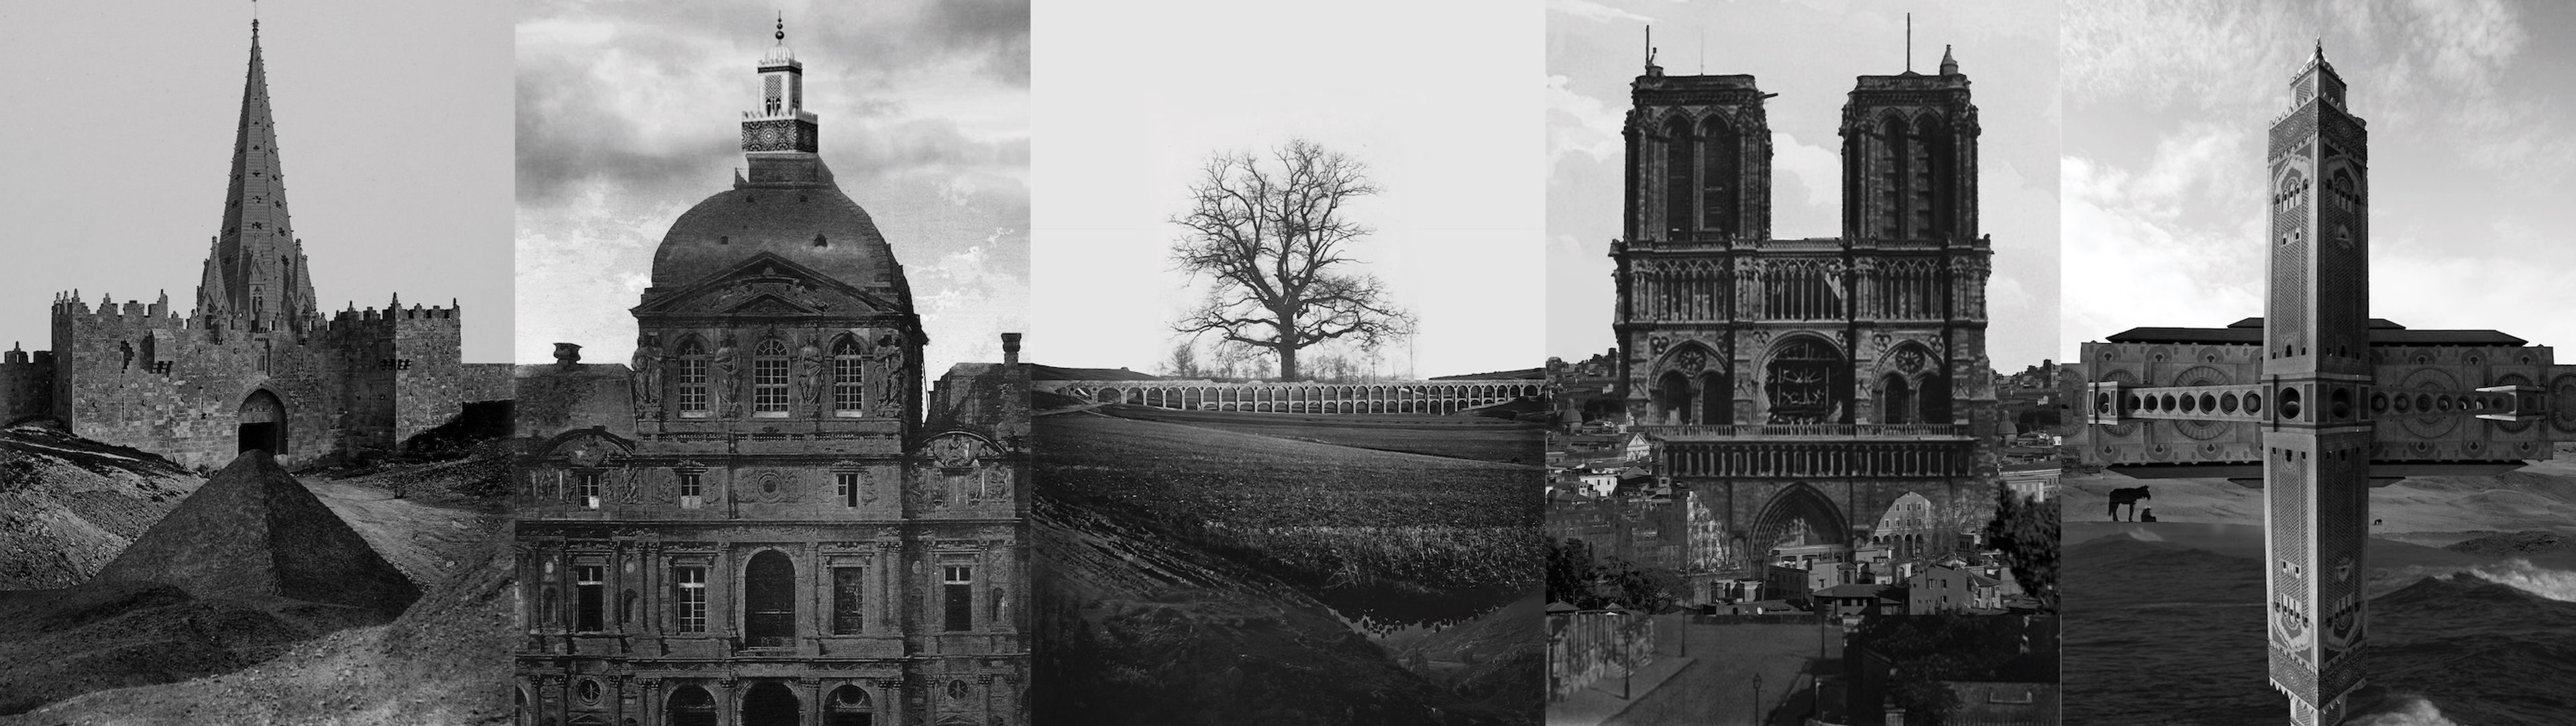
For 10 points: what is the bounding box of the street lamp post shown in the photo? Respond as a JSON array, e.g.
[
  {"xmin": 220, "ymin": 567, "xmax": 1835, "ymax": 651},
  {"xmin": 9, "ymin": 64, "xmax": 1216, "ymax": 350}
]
[{"xmin": 1752, "ymin": 672, "xmax": 1764, "ymax": 725}]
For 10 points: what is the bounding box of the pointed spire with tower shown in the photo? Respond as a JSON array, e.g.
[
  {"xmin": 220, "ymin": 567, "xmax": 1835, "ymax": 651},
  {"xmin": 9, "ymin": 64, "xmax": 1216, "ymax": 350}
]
[{"xmin": 197, "ymin": 19, "xmax": 319, "ymax": 335}]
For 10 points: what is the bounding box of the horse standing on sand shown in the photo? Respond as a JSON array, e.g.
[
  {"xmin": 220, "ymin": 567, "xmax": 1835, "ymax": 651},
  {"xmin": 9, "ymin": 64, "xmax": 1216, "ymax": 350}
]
[{"xmin": 2108, "ymin": 485, "xmax": 2151, "ymax": 521}]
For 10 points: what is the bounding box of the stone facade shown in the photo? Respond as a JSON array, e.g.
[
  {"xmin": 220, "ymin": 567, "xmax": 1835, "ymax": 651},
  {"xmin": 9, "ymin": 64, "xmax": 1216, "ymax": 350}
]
[
  {"xmin": 0, "ymin": 23, "xmax": 506, "ymax": 468},
  {"xmin": 1603, "ymin": 47, "xmax": 2000, "ymax": 582},
  {"xmin": 512, "ymin": 25, "xmax": 1028, "ymax": 726}
]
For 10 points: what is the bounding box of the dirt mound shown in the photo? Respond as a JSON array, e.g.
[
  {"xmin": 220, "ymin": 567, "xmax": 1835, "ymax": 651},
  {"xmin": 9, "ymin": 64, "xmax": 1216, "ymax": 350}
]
[
  {"xmin": 0, "ymin": 581, "xmax": 326, "ymax": 716},
  {"xmin": 93, "ymin": 452, "xmax": 419, "ymax": 621},
  {"xmin": 0, "ymin": 519, "xmax": 517, "ymax": 726},
  {"xmin": 0, "ymin": 426, "xmax": 201, "ymax": 589}
]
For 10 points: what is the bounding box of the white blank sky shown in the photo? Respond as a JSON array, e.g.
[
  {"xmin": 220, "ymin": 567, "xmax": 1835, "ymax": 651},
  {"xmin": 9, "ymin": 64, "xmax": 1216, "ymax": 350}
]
[{"xmin": 1029, "ymin": 0, "xmax": 1546, "ymax": 378}]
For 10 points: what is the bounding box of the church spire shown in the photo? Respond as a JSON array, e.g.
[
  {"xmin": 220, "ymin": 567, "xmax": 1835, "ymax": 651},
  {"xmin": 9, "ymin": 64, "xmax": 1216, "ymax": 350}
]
[{"xmin": 204, "ymin": 20, "xmax": 317, "ymax": 334}]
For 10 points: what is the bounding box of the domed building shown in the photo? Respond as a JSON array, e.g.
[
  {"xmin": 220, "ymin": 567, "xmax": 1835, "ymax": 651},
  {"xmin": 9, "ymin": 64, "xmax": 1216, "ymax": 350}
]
[{"xmin": 512, "ymin": 22, "xmax": 1029, "ymax": 726}]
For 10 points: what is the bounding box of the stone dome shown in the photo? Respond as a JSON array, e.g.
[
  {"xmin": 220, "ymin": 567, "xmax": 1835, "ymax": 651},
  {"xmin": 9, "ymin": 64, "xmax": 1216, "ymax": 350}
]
[{"xmin": 647, "ymin": 175, "xmax": 908, "ymax": 300}]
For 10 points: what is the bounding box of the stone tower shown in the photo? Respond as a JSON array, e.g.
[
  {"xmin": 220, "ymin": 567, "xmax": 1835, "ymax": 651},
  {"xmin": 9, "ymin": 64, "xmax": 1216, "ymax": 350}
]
[
  {"xmin": 1605, "ymin": 44, "xmax": 1997, "ymax": 599},
  {"xmin": 2264, "ymin": 44, "xmax": 2373, "ymax": 726},
  {"xmin": 197, "ymin": 20, "xmax": 319, "ymax": 337}
]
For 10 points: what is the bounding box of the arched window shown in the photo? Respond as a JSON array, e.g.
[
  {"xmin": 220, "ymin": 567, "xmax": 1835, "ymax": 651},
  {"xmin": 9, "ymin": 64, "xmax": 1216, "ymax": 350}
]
[
  {"xmin": 753, "ymin": 340, "xmax": 790, "ymax": 417},
  {"xmin": 824, "ymin": 685, "xmax": 873, "ymax": 726},
  {"xmin": 833, "ymin": 338, "xmax": 866, "ymax": 416},
  {"xmin": 1878, "ymin": 112, "xmax": 1908, "ymax": 239},
  {"xmin": 1655, "ymin": 370, "xmax": 1695, "ymax": 425},
  {"xmin": 1663, "ymin": 115, "xmax": 1695, "ymax": 237},
  {"xmin": 1701, "ymin": 114, "xmax": 1741, "ymax": 237},
  {"xmin": 1880, "ymin": 374, "xmax": 1913, "ymax": 425},
  {"xmin": 666, "ymin": 686, "xmax": 717, "ymax": 726},
  {"xmin": 676, "ymin": 339, "xmax": 710, "ymax": 417}
]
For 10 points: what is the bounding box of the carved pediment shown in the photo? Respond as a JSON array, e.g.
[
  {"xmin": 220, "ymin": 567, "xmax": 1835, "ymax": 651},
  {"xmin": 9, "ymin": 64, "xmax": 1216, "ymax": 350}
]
[{"xmin": 635, "ymin": 252, "xmax": 906, "ymax": 319}]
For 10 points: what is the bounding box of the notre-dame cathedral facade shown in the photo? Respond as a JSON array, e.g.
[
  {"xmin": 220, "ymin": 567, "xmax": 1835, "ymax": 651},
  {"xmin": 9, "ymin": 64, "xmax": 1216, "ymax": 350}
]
[
  {"xmin": 511, "ymin": 24, "xmax": 1030, "ymax": 726},
  {"xmin": 1607, "ymin": 48, "xmax": 2001, "ymax": 582},
  {"xmin": 0, "ymin": 23, "xmax": 508, "ymax": 469}
]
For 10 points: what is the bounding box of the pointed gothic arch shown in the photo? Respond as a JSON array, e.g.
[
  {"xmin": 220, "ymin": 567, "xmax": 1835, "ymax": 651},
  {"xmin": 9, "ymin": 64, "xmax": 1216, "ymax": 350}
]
[
  {"xmin": 1750, "ymin": 482, "xmax": 1851, "ymax": 556},
  {"xmin": 1661, "ymin": 113, "xmax": 1697, "ymax": 237},
  {"xmin": 1699, "ymin": 111, "xmax": 1743, "ymax": 238}
]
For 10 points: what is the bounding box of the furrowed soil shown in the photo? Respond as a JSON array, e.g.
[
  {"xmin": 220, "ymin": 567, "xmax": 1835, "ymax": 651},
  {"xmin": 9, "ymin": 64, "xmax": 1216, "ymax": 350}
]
[{"xmin": 1036, "ymin": 406, "xmax": 1542, "ymax": 725}]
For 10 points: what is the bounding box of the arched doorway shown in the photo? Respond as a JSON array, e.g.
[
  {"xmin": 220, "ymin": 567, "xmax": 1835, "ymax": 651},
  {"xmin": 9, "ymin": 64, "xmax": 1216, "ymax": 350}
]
[
  {"xmin": 1750, "ymin": 483, "xmax": 1851, "ymax": 560},
  {"xmin": 823, "ymin": 684, "xmax": 874, "ymax": 726},
  {"xmin": 665, "ymin": 685, "xmax": 716, "ymax": 726},
  {"xmin": 743, "ymin": 682, "xmax": 801, "ymax": 726},
  {"xmin": 238, "ymin": 388, "xmax": 286, "ymax": 455},
  {"xmin": 745, "ymin": 551, "xmax": 797, "ymax": 647}
]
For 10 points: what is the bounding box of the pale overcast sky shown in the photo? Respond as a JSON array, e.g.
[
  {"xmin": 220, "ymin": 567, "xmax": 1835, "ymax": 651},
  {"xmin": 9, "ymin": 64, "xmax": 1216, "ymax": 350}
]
[
  {"xmin": 1028, "ymin": 0, "xmax": 1546, "ymax": 379},
  {"xmin": 515, "ymin": 0, "xmax": 1028, "ymax": 379},
  {"xmin": 2062, "ymin": 0, "xmax": 2576, "ymax": 358},
  {"xmin": 0, "ymin": 0, "xmax": 514, "ymax": 361},
  {"xmin": 1547, "ymin": 0, "xmax": 2063, "ymax": 370}
]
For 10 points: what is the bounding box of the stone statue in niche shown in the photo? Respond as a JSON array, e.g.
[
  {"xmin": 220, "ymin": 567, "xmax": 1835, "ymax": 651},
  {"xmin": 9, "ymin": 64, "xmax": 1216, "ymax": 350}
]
[
  {"xmin": 711, "ymin": 334, "xmax": 740, "ymax": 417},
  {"xmin": 631, "ymin": 333, "xmax": 663, "ymax": 408},
  {"xmin": 798, "ymin": 340, "xmax": 826, "ymax": 406},
  {"xmin": 872, "ymin": 342, "xmax": 904, "ymax": 411}
]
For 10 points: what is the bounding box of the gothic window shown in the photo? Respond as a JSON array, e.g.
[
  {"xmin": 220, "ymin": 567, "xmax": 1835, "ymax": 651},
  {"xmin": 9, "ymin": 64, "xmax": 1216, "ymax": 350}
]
[
  {"xmin": 833, "ymin": 338, "xmax": 866, "ymax": 416},
  {"xmin": 575, "ymin": 566, "xmax": 604, "ymax": 632},
  {"xmin": 1662, "ymin": 115, "xmax": 1695, "ymax": 237},
  {"xmin": 1880, "ymin": 374, "xmax": 1914, "ymax": 425},
  {"xmin": 1878, "ymin": 113, "xmax": 1907, "ymax": 239},
  {"xmin": 1764, "ymin": 337, "xmax": 1849, "ymax": 424},
  {"xmin": 943, "ymin": 565, "xmax": 974, "ymax": 631},
  {"xmin": 677, "ymin": 339, "xmax": 710, "ymax": 417},
  {"xmin": 1918, "ymin": 115, "xmax": 1955, "ymax": 238},
  {"xmin": 1655, "ymin": 370, "xmax": 1695, "ymax": 425},
  {"xmin": 1700, "ymin": 115, "xmax": 1741, "ymax": 237},
  {"xmin": 753, "ymin": 340, "xmax": 791, "ymax": 416},
  {"xmin": 673, "ymin": 566, "xmax": 708, "ymax": 633},
  {"xmin": 831, "ymin": 567, "xmax": 865, "ymax": 634}
]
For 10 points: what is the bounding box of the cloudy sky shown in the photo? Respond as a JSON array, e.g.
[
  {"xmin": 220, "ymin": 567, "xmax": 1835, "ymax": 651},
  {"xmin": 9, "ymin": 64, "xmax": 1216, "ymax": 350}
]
[
  {"xmin": 2062, "ymin": 0, "xmax": 2576, "ymax": 358},
  {"xmin": 515, "ymin": 0, "xmax": 1028, "ymax": 378},
  {"xmin": 1548, "ymin": 0, "xmax": 2063, "ymax": 370},
  {"xmin": 0, "ymin": 0, "xmax": 514, "ymax": 361},
  {"xmin": 1029, "ymin": 0, "xmax": 1545, "ymax": 379}
]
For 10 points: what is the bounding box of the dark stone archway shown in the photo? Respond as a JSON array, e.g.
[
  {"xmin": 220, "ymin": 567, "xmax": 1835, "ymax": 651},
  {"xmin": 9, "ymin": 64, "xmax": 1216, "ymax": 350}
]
[
  {"xmin": 238, "ymin": 388, "xmax": 286, "ymax": 455},
  {"xmin": 745, "ymin": 551, "xmax": 796, "ymax": 647},
  {"xmin": 743, "ymin": 681, "xmax": 800, "ymax": 726}
]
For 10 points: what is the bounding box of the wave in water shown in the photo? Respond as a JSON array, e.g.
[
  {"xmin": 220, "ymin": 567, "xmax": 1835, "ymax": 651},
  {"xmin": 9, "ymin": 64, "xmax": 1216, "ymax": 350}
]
[
  {"xmin": 2346, "ymin": 695, "xmax": 2460, "ymax": 726},
  {"xmin": 2372, "ymin": 558, "xmax": 2576, "ymax": 603}
]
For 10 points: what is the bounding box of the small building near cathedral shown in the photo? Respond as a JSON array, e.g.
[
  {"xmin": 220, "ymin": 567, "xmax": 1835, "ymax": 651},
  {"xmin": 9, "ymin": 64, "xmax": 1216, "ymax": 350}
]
[
  {"xmin": 511, "ymin": 23, "xmax": 1029, "ymax": 726},
  {"xmin": 0, "ymin": 22, "xmax": 510, "ymax": 468}
]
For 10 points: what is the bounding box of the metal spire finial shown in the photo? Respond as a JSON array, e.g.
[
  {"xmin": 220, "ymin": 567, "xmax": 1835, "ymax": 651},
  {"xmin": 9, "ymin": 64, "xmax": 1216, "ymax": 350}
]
[{"xmin": 775, "ymin": 13, "xmax": 786, "ymax": 44}]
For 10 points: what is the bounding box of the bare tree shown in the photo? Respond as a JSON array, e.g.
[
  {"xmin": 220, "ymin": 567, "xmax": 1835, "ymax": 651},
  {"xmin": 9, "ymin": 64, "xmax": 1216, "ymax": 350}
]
[
  {"xmin": 1171, "ymin": 139, "xmax": 1413, "ymax": 381},
  {"xmin": 1163, "ymin": 342, "xmax": 1202, "ymax": 379}
]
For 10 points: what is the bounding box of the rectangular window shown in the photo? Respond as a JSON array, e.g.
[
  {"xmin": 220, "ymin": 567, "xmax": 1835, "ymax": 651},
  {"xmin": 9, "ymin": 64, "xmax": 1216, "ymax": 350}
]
[
  {"xmin": 754, "ymin": 357, "xmax": 790, "ymax": 415},
  {"xmin": 837, "ymin": 472, "xmax": 859, "ymax": 508},
  {"xmin": 674, "ymin": 566, "xmax": 707, "ymax": 633},
  {"xmin": 832, "ymin": 567, "xmax": 865, "ymax": 634},
  {"xmin": 576, "ymin": 472, "xmax": 602, "ymax": 509},
  {"xmin": 834, "ymin": 356, "xmax": 866, "ymax": 415},
  {"xmin": 678, "ymin": 358, "xmax": 708, "ymax": 416},
  {"xmin": 576, "ymin": 566, "xmax": 604, "ymax": 632},
  {"xmin": 678, "ymin": 472, "xmax": 702, "ymax": 509},
  {"xmin": 943, "ymin": 565, "xmax": 973, "ymax": 631}
]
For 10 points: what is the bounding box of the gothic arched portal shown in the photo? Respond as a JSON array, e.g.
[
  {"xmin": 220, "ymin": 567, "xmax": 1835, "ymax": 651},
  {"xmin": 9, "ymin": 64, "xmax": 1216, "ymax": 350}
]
[{"xmin": 1749, "ymin": 482, "xmax": 1850, "ymax": 558}]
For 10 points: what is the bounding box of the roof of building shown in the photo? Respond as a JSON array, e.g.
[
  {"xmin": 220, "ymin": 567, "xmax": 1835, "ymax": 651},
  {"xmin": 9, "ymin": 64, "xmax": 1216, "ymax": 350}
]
[{"xmin": 2105, "ymin": 317, "xmax": 2526, "ymax": 346}]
